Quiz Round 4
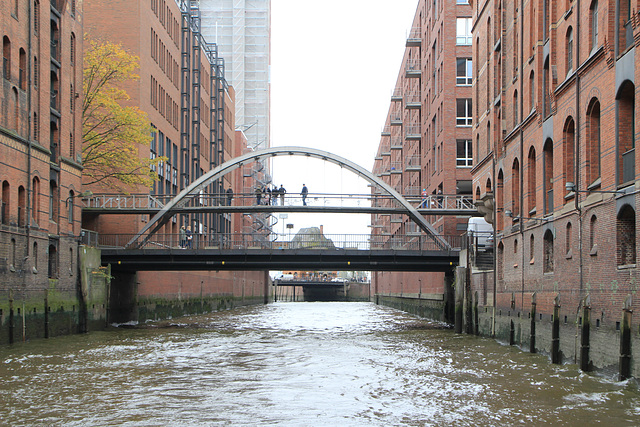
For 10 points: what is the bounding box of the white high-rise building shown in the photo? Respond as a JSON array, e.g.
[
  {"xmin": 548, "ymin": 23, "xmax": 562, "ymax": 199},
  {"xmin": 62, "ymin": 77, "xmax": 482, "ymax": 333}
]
[{"xmin": 200, "ymin": 0, "xmax": 270, "ymax": 152}]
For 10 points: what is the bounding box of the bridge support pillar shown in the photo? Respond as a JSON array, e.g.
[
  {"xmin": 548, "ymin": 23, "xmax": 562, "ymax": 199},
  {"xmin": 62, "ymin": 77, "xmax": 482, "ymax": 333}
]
[
  {"xmin": 454, "ymin": 266, "xmax": 466, "ymax": 334},
  {"xmin": 109, "ymin": 272, "xmax": 138, "ymax": 324}
]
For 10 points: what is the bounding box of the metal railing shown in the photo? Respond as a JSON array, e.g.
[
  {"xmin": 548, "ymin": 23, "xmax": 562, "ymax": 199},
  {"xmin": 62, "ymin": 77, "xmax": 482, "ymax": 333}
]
[
  {"xmin": 97, "ymin": 232, "xmax": 463, "ymax": 252},
  {"xmin": 81, "ymin": 192, "xmax": 478, "ymax": 213}
]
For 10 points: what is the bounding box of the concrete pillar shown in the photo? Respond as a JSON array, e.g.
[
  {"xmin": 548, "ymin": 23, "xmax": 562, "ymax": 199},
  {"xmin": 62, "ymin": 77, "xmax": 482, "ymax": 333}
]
[
  {"xmin": 619, "ymin": 295, "xmax": 633, "ymax": 381},
  {"xmin": 580, "ymin": 295, "xmax": 591, "ymax": 372},
  {"xmin": 8, "ymin": 290, "xmax": 14, "ymax": 345},
  {"xmin": 455, "ymin": 266, "xmax": 465, "ymax": 333}
]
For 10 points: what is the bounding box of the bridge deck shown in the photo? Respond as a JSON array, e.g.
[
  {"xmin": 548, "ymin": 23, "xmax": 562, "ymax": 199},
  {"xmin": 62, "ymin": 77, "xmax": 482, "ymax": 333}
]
[{"xmin": 101, "ymin": 247, "xmax": 460, "ymax": 272}]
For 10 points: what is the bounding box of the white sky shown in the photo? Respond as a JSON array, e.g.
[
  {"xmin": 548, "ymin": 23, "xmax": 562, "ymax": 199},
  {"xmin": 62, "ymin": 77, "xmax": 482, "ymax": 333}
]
[{"xmin": 269, "ymin": 0, "xmax": 419, "ymax": 238}]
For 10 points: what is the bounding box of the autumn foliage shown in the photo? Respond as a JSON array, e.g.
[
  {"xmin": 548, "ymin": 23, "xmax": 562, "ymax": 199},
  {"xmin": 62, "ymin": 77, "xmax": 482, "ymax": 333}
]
[{"xmin": 82, "ymin": 38, "xmax": 162, "ymax": 190}]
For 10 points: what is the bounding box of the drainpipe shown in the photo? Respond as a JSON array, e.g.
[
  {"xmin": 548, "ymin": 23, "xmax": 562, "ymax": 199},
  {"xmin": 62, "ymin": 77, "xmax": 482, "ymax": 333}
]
[
  {"xmin": 519, "ymin": 0, "xmax": 525, "ymax": 327},
  {"xmin": 575, "ymin": 0, "xmax": 583, "ymax": 297}
]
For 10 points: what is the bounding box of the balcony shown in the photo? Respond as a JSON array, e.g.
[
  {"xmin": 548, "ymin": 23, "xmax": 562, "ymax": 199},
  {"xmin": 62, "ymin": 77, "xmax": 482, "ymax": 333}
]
[
  {"xmin": 405, "ymin": 155, "xmax": 421, "ymax": 171},
  {"xmin": 405, "ymin": 59, "xmax": 421, "ymax": 78},
  {"xmin": 391, "ymin": 88, "xmax": 403, "ymax": 101},
  {"xmin": 390, "ymin": 136, "xmax": 403, "ymax": 150},
  {"xmin": 390, "ymin": 161, "xmax": 403, "ymax": 173},
  {"xmin": 391, "ymin": 213, "xmax": 403, "ymax": 223},
  {"xmin": 404, "ymin": 185, "xmax": 420, "ymax": 197},
  {"xmin": 380, "ymin": 143, "xmax": 391, "ymax": 156},
  {"xmin": 50, "ymin": 90, "xmax": 59, "ymax": 111},
  {"xmin": 406, "ymin": 27, "xmax": 422, "ymax": 47},
  {"xmin": 390, "ymin": 110, "xmax": 403, "ymax": 126},
  {"xmin": 404, "ymin": 92, "xmax": 421, "ymax": 109},
  {"xmin": 381, "ymin": 125, "xmax": 391, "ymax": 136},
  {"xmin": 405, "ymin": 125, "xmax": 421, "ymax": 140}
]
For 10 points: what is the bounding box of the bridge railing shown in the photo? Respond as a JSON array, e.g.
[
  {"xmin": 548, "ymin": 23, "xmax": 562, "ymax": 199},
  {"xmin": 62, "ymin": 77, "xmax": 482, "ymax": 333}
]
[
  {"xmin": 96, "ymin": 233, "xmax": 463, "ymax": 251},
  {"xmin": 81, "ymin": 192, "xmax": 477, "ymax": 211}
]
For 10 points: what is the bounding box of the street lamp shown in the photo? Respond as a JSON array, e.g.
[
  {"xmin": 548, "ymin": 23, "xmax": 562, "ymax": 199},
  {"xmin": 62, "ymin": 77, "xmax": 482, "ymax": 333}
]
[{"xmin": 504, "ymin": 209, "xmax": 550, "ymax": 221}]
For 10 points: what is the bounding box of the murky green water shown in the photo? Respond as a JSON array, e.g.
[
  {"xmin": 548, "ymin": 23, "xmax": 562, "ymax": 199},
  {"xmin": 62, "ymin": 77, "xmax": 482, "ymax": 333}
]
[{"xmin": 1, "ymin": 302, "xmax": 639, "ymax": 426}]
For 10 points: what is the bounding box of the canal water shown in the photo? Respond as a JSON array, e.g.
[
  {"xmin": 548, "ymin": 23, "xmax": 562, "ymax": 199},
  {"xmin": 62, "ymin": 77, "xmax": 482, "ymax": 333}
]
[{"xmin": 1, "ymin": 302, "xmax": 640, "ymax": 426}]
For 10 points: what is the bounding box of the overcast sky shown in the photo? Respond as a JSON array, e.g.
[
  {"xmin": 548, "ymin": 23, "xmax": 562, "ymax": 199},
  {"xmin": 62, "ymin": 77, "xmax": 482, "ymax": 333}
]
[{"xmin": 269, "ymin": 0, "xmax": 419, "ymax": 238}]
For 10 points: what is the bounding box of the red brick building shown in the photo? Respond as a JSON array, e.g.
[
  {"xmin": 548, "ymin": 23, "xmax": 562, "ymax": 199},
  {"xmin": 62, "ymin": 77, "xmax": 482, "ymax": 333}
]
[
  {"xmin": 0, "ymin": 0, "xmax": 88, "ymax": 343},
  {"xmin": 471, "ymin": 0, "xmax": 640, "ymax": 376},
  {"xmin": 83, "ymin": 0, "xmax": 268, "ymax": 321},
  {"xmin": 371, "ymin": 0, "xmax": 473, "ymax": 319}
]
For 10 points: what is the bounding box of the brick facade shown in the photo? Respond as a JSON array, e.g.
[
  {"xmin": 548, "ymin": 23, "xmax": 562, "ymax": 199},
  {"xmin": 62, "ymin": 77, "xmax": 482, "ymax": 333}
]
[
  {"xmin": 471, "ymin": 0, "xmax": 640, "ymax": 375},
  {"xmin": 371, "ymin": 0, "xmax": 472, "ymax": 309},
  {"xmin": 0, "ymin": 0, "xmax": 86, "ymax": 343}
]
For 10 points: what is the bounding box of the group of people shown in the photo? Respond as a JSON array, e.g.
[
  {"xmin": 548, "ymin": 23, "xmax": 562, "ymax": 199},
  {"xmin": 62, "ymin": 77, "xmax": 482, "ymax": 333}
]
[
  {"xmin": 179, "ymin": 225, "xmax": 193, "ymax": 249},
  {"xmin": 254, "ymin": 184, "xmax": 309, "ymax": 206}
]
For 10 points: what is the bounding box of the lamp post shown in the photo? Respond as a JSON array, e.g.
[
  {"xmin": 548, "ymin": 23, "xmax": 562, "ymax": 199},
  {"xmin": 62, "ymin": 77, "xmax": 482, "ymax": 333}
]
[{"xmin": 504, "ymin": 209, "xmax": 550, "ymax": 222}]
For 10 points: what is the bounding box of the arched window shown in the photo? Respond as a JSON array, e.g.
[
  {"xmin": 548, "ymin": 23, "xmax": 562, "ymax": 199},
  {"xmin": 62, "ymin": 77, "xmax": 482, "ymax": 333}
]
[
  {"xmin": 528, "ymin": 147, "xmax": 537, "ymax": 214},
  {"xmin": 12, "ymin": 87, "xmax": 19, "ymax": 131},
  {"xmin": 32, "ymin": 176, "xmax": 40, "ymax": 226},
  {"xmin": 586, "ymin": 98, "xmax": 601, "ymax": 187},
  {"xmin": 543, "ymin": 229, "xmax": 554, "ymax": 272},
  {"xmin": 543, "ymin": 139, "xmax": 554, "ymax": 215},
  {"xmin": 616, "ymin": 81, "xmax": 635, "ymax": 185},
  {"xmin": 563, "ymin": 117, "xmax": 576, "ymax": 194},
  {"xmin": 33, "ymin": 56, "xmax": 38, "ymax": 89},
  {"xmin": 34, "ymin": 1, "xmax": 40, "ymax": 36},
  {"xmin": 530, "ymin": 234, "xmax": 535, "ymax": 263},
  {"xmin": 513, "ymin": 90, "xmax": 519, "ymax": 127},
  {"xmin": 3, "ymin": 36, "xmax": 11, "ymax": 80},
  {"xmin": 512, "ymin": 159, "xmax": 521, "ymax": 219},
  {"xmin": 566, "ymin": 222, "xmax": 573, "ymax": 256},
  {"xmin": 68, "ymin": 190, "xmax": 74, "ymax": 224},
  {"xmin": 514, "ymin": 238, "xmax": 519, "ymax": 255},
  {"xmin": 18, "ymin": 48, "xmax": 26, "ymax": 90},
  {"xmin": 529, "ymin": 71, "xmax": 535, "ymax": 112},
  {"xmin": 497, "ymin": 242, "xmax": 505, "ymax": 281},
  {"xmin": 566, "ymin": 27, "xmax": 574, "ymax": 74},
  {"xmin": 48, "ymin": 243, "xmax": 58, "ymax": 278},
  {"xmin": 617, "ymin": 205, "xmax": 636, "ymax": 265},
  {"xmin": 1, "ymin": 181, "xmax": 10, "ymax": 225},
  {"xmin": 590, "ymin": 0, "xmax": 599, "ymax": 51},
  {"xmin": 497, "ymin": 169, "xmax": 504, "ymax": 230},
  {"xmin": 18, "ymin": 185, "xmax": 26, "ymax": 227},
  {"xmin": 33, "ymin": 241, "xmax": 38, "ymax": 272},
  {"xmin": 590, "ymin": 215, "xmax": 597, "ymax": 252}
]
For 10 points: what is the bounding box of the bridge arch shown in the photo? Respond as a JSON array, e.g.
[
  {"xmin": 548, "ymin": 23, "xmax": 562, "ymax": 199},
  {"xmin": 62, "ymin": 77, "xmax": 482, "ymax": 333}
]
[{"xmin": 127, "ymin": 146, "xmax": 444, "ymax": 248}]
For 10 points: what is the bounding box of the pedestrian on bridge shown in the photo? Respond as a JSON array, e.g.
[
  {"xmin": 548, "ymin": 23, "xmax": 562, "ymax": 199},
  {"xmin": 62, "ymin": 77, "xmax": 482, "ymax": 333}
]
[
  {"xmin": 179, "ymin": 225, "xmax": 186, "ymax": 248},
  {"xmin": 265, "ymin": 186, "xmax": 272, "ymax": 205},
  {"xmin": 185, "ymin": 226, "xmax": 193, "ymax": 249},
  {"xmin": 272, "ymin": 185, "xmax": 278, "ymax": 205},
  {"xmin": 301, "ymin": 184, "xmax": 308, "ymax": 206},
  {"xmin": 226, "ymin": 187, "xmax": 233, "ymax": 206},
  {"xmin": 255, "ymin": 186, "xmax": 262, "ymax": 205},
  {"xmin": 279, "ymin": 185, "xmax": 286, "ymax": 206}
]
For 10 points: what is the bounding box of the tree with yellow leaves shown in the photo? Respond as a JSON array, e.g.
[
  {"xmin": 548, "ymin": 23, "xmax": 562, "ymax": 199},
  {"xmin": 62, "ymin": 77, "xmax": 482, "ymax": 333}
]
[{"xmin": 82, "ymin": 38, "xmax": 163, "ymax": 189}]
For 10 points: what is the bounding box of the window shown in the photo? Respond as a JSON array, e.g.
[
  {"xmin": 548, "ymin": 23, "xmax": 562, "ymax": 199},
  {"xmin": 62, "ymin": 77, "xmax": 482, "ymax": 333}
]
[
  {"xmin": 566, "ymin": 222, "xmax": 573, "ymax": 256},
  {"xmin": 530, "ymin": 234, "xmax": 535, "ymax": 263},
  {"xmin": 528, "ymin": 147, "xmax": 537, "ymax": 213},
  {"xmin": 33, "ymin": 56, "xmax": 38, "ymax": 88},
  {"xmin": 513, "ymin": 90, "xmax": 519, "ymax": 126},
  {"xmin": 68, "ymin": 190, "xmax": 74, "ymax": 223},
  {"xmin": 18, "ymin": 48, "xmax": 26, "ymax": 90},
  {"xmin": 563, "ymin": 117, "xmax": 575, "ymax": 192},
  {"xmin": 529, "ymin": 71, "xmax": 535, "ymax": 112},
  {"xmin": 586, "ymin": 98, "xmax": 601, "ymax": 186},
  {"xmin": 3, "ymin": 36, "xmax": 11, "ymax": 80},
  {"xmin": 617, "ymin": 205, "xmax": 636, "ymax": 265},
  {"xmin": 617, "ymin": 81, "xmax": 635, "ymax": 185},
  {"xmin": 456, "ymin": 18, "xmax": 472, "ymax": 45},
  {"xmin": 590, "ymin": 0, "xmax": 599, "ymax": 51},
  {"xmin": 32, "ymin": 176, "xmax": 40, "ymax": 225},
  {"xmin": 456, "ymin": 58, "xmax": 472, "ymax": 85},
  {"xmin": 150, "ymin": 127, "xmax": 157, "ymax": 171},
  {"xmin": 456, "ymin": 139, "xmax": 473, "ymax": 167},
  {"xmin": 456, "ymin": 98, "xmax": 472, "ymax": 126},
  {"xmin": 589, "ymin": 215, "xmax": 597, "ymax": 251},
  {"xmin": 543, "ymin": 230, "xmax": 554, "ymax": 272},
  {"xmin": 566, "ymin": 27, "xmax": 574, "ymax": 73},
  {"xmin": 543, "ymin": 139, "xmax": 554, "ymax": 215},
  {"xmin": 512, "ymin": 158, "xmax": 521, "ymax": 218},
  {"xmin": 456, "ymin": 0, "xmax": 469, "ymax": 3},
  {"xmin": 34, "ymin": 1, "xmax": 39, "ymax": 36}
]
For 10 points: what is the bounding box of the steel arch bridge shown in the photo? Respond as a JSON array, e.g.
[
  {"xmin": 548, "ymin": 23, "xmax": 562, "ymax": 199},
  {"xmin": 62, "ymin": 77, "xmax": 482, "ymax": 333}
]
[{"xmin": 127, "ymin": 146, "xmax": 446, "ymax": 249}]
